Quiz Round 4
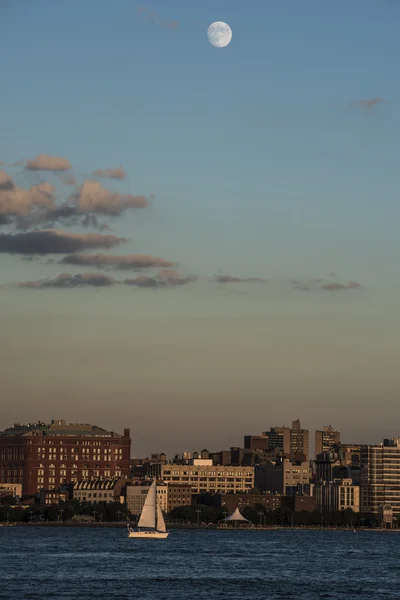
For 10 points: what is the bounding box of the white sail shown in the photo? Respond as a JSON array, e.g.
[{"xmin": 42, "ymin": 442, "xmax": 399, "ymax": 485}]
[
  {"xmin": 156, "ymin": 503, "xmax": 167, "ymax": 533},
  {"xmin": 137, "ymin": 480, "xmax": 156, "ymax": 529}
]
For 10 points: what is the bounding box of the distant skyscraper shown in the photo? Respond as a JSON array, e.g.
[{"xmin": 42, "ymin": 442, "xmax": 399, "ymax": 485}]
[
  {"xmin": 261, "ymin": 420, "xmax": 309, "ymax": 462},
  {"xmin": 290, "ymin": 419, "xmax": 309, "ymax": 462},
  {"xmin": 315, "ymin": 425, "xmax": 341, "ymax": 456},
  {"xmin": 261, "ymin": 426, "xmax": 291, "ymax": 455}
]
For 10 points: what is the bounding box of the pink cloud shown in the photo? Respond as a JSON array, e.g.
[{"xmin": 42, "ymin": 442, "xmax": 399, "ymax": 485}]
[
  {"xmin": 26, "ymin": 154, "xmax": 72, "ymax": 171},
  {"xmin": 0, "ymin": 171, "xmax": 56, "ymax": 217},
  {"xmin": 71, "ymin": 180, "xmax": 148, "ymax": 215}
]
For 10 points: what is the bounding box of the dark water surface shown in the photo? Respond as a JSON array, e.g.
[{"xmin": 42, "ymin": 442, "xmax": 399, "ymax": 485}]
[{"xmin": 0, "ymin": 528, "xmax": 398, "ymax": 599}]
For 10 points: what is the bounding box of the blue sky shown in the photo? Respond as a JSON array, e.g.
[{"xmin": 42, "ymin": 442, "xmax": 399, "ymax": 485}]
[{"xmin": 1, "ymin": 0, "xmax": 399, "ymax": 454}]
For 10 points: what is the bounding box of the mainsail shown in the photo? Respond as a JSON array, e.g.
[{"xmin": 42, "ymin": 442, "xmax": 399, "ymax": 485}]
[
  {"xmin": 137, "ymin": 480, "xmax": 156, "ymax": 529},
  {"xmin": 156, "ymin": 503, "xmax": 167, "ymax": 533}
]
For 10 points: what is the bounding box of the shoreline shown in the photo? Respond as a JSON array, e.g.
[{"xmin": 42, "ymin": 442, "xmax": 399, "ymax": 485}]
[{"xmin": 1, "ymin": 522, "xmax": 398, "ymax": 532}]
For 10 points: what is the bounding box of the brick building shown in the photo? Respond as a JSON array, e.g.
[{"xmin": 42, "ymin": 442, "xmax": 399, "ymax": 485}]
[{"xmin": 0, "ymin": 420, "xmax": 131, "ymax": 496}]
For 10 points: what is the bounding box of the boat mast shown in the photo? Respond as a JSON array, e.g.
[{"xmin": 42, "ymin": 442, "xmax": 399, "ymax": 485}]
[{"xmin": 154, "ymin": 479, "xmax": 157, "ymax": 531}]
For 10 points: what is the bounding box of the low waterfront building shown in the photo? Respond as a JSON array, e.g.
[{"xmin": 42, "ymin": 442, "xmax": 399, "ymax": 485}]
[
  {"xmin": 220, "ymin": 493, "xmax": 283, "ymax": 513},
  {"xmin": 125, "ymin": 481, "xmax": 192, "ymax": 515},
  {"xmin": 39, "ymin": 490, "xmax": 67, "ymax": 505},
  {"xmin": 314, "ymin": 479, "xmax": 360, "ymax": 512},
  {"xmin": 282, "ymin": 495, "xmax": 316, "ymax": 512},
  {"xmin": 0, "ymin": 482, "xmax": 22, "ymax": 499},
  {"xmin": 161, "ymin": 464, "xmax": 254, "ymax": 494},
  {"xmin": 126, "ymin": 482, "xmax": 167, "ymax": 515},
  {"xmin": 73, "ymin": 478, "xmax": 125, "ymax": 504}
]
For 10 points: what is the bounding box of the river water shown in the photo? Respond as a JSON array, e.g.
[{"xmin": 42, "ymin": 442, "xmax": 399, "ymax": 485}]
[{"xmin": 0, "ymin": 527, "xmax": 398, "ymax": 599}]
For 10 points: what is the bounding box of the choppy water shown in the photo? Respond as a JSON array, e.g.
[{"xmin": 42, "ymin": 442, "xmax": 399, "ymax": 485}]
[{"xmin": 0, "ymin": 528, "xmax": 399, "ymax": 599}]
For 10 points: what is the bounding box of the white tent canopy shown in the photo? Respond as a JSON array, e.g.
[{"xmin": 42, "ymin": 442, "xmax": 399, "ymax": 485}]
[{"xmin": 223, "ymin": 508, "xmax": 249, "ymax": 522}]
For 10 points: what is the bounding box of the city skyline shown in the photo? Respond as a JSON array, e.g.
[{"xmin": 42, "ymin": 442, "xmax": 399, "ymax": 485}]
[
  {"xmin": 0, "ymin": 415, "xmax": 397, "ymax": 460},
  {"xmin": 1, "ymin": 0, "xmax": 400, "ymax": 456}
]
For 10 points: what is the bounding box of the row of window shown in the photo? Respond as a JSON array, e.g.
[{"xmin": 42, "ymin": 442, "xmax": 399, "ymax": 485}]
[
  {"xmin": 33, "ymin": 440, "xmax": 121, "ymax": 446},
  {"xmin": 75, "ymin": 492, "xmax": 114, "ymax": 498},
  {"xmin": 164, "ymin": 476, "xmax": 253, "ymax": 482},
  {"xmin": 0, "ymin": 469, "xmax": 24, "ymax": 477},
  {"xmin": 163, "ymin": 470, "xmax": 253, "ymax": 477}
]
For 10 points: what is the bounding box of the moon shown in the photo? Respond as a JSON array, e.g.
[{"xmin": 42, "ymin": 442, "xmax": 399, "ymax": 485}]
[{"xmin": 207, "ymin": 22, "xmax": 232, "ymax": 48}]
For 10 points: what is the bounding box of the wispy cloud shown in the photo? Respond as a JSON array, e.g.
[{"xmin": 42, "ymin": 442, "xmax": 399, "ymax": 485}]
[
  {"xmin": 292, "ymin": 283, "xmax": 311, "ymax": 292},
  {"xmin": 26, "ymin": 154, "xmax": 72, "ymax": 171},
  {"xmin": 157, "ymin": 269, "xmax": 197, "ymax": 286},
  {"xmin": 16, "ymin": 272, "xmax": 117, "ymax": 288},
  {"xmin": 124, "ymin": 275, "xmax": 167, "ymax": 289},
  {"xmin": 357, "ymin": 97, "xmax": 388, "ymax": 110},
  {"xmin": 58, "ymin": 174, "xmax": 78, "ymax": 187},
  {"xmin": 321, "ymin": 281, "xmax": 362, "ymax": 291},
  {"xmin": 137, "ymin": 6, "xmax": 179, "ymax": 30},
  {"xmin": 92, "ymin": 168, "xmax": 127, "ymax": 180},
  {"xmin": 124, "ymin": 270, "xmax": 196, "ymax": 289},
  {"xmin": 60, "ymin": 253, "xmax": 174, "ymax": 270},
  {"xmin": 0, "ymin": 229, "xmax": 125, "ymax": 254},
  {"xmin": 215, "ymin": 275, "xmax": 265, "ymax": 284}
]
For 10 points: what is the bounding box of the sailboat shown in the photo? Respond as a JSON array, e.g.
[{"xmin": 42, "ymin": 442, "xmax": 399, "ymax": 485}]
[{"xmin": 127, "ymin": 480, "xmax": 169, "ymax": 539}]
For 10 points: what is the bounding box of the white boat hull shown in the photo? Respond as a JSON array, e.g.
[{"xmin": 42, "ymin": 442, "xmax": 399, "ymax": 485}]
[{"xmin": 128, "ymin": 530, "xmax": 169, "ymax": 539}]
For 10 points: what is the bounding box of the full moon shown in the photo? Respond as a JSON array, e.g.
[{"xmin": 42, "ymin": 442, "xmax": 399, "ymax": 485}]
[{"xmin": 207, "ymin": 21, "xmax": 232, "ymax": 48}]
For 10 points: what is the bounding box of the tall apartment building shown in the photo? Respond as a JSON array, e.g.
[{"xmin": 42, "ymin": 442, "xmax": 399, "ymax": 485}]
[
  {"xmin": 161, "ymin": 464, "xmax": 254, "ymax": 494},
  {"xmin": 315, "ymin": 425, "xmax": 341, "ymax": 456},
  {"xmin": 290, "ymin": 419, "xmax": 309, "ymax": 461},
  {"xmin": 315, "ymin": 479, "xmax": 360, "ymax": 513},
  {"xmin": 360, "ymin": 438, "xmax": 400, "ymax": 518},
  {"xmin": 262, "ymin": 426, "xmax": 291, "ymax": 455},
  {"xmin": 0, "ymin": 420, "xmax": 131, "ymax": 496},
  {"xmin": 260, "ymin": 420, "xmax": 309, "ymax": 461}
]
